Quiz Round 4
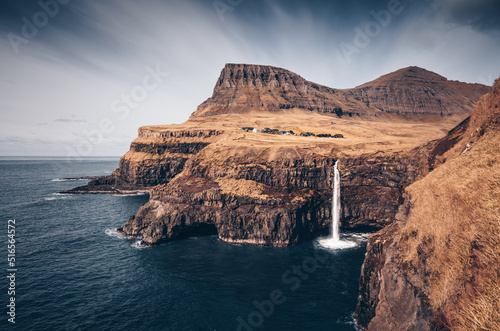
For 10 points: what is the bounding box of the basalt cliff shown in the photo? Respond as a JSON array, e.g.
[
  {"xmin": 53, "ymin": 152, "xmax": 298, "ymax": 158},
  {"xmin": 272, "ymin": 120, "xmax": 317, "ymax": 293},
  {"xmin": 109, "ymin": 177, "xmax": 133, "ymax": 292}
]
[
  {"xmin": 65, "ymin": 64, "xmax": 490, "ymax": 248},
  {"xmin": 194, "ymin": 64, "xmax": 487, "ymax": 119},
  {"xmin": 354, "ymin": 79, "xmax": 500, "ymax": 330}
]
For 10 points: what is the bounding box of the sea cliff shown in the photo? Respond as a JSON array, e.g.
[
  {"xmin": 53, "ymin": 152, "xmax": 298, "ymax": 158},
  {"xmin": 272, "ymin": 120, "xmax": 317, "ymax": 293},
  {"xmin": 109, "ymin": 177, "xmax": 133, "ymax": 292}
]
[
  {"xmin": 65, "ymin": 64, "xmax": 490, "ymax": 248},
  {"xmin": 355, "ymin": 79, "xmax": 500, "ymax": 330}
]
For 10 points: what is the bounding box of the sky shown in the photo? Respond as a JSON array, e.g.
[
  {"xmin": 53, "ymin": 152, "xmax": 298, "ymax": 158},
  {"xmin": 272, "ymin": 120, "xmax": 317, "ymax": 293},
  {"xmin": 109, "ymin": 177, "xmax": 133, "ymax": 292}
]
[{"xmin": 0, "ymin": 0, "xmax": 499, "ymax": 157}]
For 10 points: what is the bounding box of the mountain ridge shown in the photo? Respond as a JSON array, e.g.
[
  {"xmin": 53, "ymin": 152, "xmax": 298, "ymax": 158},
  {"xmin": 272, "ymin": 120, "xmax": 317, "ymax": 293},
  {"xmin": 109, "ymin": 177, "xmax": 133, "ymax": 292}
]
[
  {"xmin": 355, "ymin": 78, "xmax": 500, "ymax": 330},
  {"xmin": 193, "ymin": 63, "xmax": 491, "ymax": 119},
  {"xmin": 63, "ymin": 64, "xmax": 493, "ymax": 249}
]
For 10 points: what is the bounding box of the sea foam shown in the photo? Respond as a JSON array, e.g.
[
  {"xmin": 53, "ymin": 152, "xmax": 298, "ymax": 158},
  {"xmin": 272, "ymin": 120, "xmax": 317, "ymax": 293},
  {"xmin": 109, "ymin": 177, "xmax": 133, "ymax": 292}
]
[{"xmin": 104, "ymin": 228, "xmax": 126, "ymax": 240}]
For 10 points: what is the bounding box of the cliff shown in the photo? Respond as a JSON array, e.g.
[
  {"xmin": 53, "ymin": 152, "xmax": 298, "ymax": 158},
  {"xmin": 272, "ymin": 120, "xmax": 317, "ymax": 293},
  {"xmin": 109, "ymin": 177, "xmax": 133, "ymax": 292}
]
[
  {"xmin": 193, "ymin": 64, "xmax": 489, "ymax": 119},
  {"xmin": 111, "ymin": 110, "xmax": 447, "ymax": 246},
  {"xmin": 355, "ymin": 79, "xmax": 500, "ymax": 330},
  {"xmin": 62, "ymin": 128, "xmax": 223, "ymax": 194},
  {"xmin": 64, "ymin": 64, "xmax": 491, "ymax": 248},
  {"xmin": 117, "ymin": 145, "xmax": 424, "ymax": 246}
]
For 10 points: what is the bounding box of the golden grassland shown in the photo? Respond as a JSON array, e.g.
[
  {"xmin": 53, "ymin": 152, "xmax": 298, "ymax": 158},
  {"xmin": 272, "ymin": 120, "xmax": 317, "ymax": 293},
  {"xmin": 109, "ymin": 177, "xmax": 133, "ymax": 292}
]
[
  {"xmin": 399, "ymin": 128, "xmax": 500, "ymax": 330},
  {"xmin": 215, "ymin": 177, "xmax": 266, "ymax": 199},
  {"xmin": 138, "ymin": 109, "xmax": 460, "ymax": 158}
]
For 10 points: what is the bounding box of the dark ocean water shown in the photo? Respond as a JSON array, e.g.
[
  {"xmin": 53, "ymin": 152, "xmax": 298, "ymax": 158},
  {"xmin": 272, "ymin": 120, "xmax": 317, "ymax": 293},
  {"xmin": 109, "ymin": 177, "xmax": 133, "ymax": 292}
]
[{"xmin": 1, "ymin": 158, "xmax": 367, "ymax": 331}]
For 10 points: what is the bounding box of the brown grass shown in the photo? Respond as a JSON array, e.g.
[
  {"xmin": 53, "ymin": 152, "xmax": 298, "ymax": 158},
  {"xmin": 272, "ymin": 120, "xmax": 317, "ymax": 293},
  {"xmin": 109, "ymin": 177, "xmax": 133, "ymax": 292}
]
[
  {"xmin": 140, "ymin": 109, "xmax": 460, "ymax": 158},
  {"xmin": 398, "ymin": 129, "xmax": 500, "ymax": 329},
  {"xmin": 216, "ymin": 177, "xmax": 266, "ymax": 199},
  {"xmin": 454, "ymin": 283, "xmax": 500, "ymax": 330}
]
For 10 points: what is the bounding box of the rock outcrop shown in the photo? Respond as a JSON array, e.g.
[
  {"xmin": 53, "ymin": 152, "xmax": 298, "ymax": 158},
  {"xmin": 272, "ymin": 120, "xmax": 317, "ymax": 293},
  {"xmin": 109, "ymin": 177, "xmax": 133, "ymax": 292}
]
[
  {"xmin": 62, "ymin": 128, "xmax": 223, "ymax": 194},
  {"xmin": 65, "ymin": 64, "xmax": 491, "ymax": 248},
  {"xmin": 193, "ymin": 64, "xmax": 490, "ymax": 119},
  {"xmin": 117, "ymin": 147, "xmax": 425, "ymax": 246},
  {"xmin": 341, "ymin": 154, "xmax": 422, "ymax": 230},
  {"xmin": 355, "ymin": 79, "xmax": 500, "ymax": 330}
]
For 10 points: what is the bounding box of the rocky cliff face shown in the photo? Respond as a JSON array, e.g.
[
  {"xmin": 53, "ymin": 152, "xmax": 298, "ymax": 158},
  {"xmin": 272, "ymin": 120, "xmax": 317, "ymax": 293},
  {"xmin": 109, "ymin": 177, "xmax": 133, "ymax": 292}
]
[
  {"xmin": 193, "ymin": 64, "xmax": 490, "ymax": 119},
  {"xmin": 193, "ymin": 63, "xmax": 359, "ymax": 117},
  {"xmin": 117, "ymin": 144, "xmax": 425, "ymax": 246},
  {"xmin": 347, "ymin": 66, "xmax": 490, "ymax": 117},
  {"xmin": 355, "ymin": 79, "xmax": 500, "ymax": 330},
  {"xmin": 63, "ymin": 128, "xmax": 222, "ymax": 194},
  {"xmin": 355, "ymin": 221, "xmax": 436, "ymax": 330},
  {"xmin": 65, "ymin": 64, "xmax": 490, "ymax": 249},
  {"xmin": 341, "ymin": 154, "xmax": 423, "ymax": 230}
]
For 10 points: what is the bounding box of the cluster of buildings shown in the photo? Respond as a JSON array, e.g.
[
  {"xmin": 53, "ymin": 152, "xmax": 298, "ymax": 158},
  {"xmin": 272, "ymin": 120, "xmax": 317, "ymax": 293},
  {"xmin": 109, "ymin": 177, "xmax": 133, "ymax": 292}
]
[
  {"xmin": 240, "ymin": 127, "xmax": 344, "ymax": 138},
  {"xmin": 241, "ymin": 127, "xmax": 294, "ymax": 135}
]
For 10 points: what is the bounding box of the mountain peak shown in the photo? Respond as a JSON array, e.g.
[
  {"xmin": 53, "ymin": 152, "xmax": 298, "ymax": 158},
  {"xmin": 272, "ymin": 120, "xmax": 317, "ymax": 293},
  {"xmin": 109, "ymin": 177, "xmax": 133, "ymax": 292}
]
[
  {"xmin": 215, "ymin": 63, "xmax": 308, "ymax": 90},
  {"xmin": 357, "ymin": 66, "xmax": 447, "ymax": 88},
  {"xmin": 192, "ymin": 64, "xmax": 490, "ymax": 119}
]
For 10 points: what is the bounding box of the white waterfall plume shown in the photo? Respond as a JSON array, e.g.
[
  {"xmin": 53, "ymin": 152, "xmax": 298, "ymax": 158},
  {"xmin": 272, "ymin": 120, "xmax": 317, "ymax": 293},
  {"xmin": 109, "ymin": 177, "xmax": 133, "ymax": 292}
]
[
  {"xmin": 332, "ymin": 160, "xmax": 341, "ymax": 242},
  {"xmin": 316, "ymin": 160, "xmax": 357, "ymax": 250}
]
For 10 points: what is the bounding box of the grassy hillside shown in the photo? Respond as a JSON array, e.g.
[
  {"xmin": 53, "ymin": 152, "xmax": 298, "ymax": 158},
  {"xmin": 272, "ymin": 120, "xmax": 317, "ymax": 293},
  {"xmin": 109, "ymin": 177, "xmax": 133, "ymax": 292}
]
[{"xmin": 396, "ymin": 79, "xmax": 500, "ymax": 329}]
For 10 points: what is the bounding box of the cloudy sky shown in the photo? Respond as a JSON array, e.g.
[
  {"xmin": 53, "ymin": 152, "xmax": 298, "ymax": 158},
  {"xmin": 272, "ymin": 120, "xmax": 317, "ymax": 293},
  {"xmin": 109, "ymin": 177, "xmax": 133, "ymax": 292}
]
[{"xmin": 1, "ymin": 0, "xmax": 499, "ymax": 157}]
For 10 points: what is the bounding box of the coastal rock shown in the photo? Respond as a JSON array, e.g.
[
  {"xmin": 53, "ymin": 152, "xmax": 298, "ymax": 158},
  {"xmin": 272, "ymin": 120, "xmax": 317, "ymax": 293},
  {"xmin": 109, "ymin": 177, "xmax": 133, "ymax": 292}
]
[
  {"xmin": 62, "ymin": 128, "xmax": 222, "ymax": 194},
  {"xmin": 354, "ymin": 78, "xmax": 500, "ymax": 330},
  {"xmin": 65, "ymin": 64, "xmax": 490, "ymax": 246},
  {"xmin": 118, "ymin": 176, "xmax": 332, "ymax": 247},
  {"xmin": 117, "ymin": 147, "xmax": 425, "ymax": 246}
]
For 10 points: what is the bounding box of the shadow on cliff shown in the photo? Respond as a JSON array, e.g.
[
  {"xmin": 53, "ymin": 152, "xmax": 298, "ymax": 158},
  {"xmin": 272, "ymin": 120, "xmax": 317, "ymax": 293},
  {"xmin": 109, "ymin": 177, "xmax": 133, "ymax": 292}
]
[{"xmin": 355, "ymin": 78, "xmax": 500, "ymax": 330}]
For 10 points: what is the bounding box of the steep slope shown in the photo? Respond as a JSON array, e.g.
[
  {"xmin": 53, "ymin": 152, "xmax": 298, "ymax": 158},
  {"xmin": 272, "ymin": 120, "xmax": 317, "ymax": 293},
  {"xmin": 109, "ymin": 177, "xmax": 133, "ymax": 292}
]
[
  {"xmin": 193, "ymin": 64, "xmax": 489, "ymax": 119},
  {"xmin": 193, "ymin": 63, "xmax": 367, "ymax": 118},
  {"xmin": 65, "ymin": 64, "xmax": 491, "ymax": 248},
  {"xmin": 355, "ymin": 79, "xmax": 500, "ymax": 330},
  {"xmin": 63, "ymin": 128, "xmax": 223, "ymax": 194},
  {"xmin": 345, "ymin": 66, "xmax": 490, "ymax": 117},
  {"xmin": 117, "ymin": 139, "xmax": 424, "ymax": 246}
]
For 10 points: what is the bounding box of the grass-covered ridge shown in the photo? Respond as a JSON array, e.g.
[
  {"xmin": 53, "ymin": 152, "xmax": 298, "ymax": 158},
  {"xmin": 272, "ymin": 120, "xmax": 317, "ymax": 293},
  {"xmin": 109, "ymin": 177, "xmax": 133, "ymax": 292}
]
[{"xmin": 396, "ymin": 79, "xmax": 500, "ymax": 330}]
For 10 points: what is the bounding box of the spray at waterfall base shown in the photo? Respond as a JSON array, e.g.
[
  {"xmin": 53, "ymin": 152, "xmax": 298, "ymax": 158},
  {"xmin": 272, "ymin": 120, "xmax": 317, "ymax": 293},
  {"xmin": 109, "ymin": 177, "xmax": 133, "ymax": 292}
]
[{"xmin": 317, "ymin": 161, "xmax": 357, "ymax": 250}]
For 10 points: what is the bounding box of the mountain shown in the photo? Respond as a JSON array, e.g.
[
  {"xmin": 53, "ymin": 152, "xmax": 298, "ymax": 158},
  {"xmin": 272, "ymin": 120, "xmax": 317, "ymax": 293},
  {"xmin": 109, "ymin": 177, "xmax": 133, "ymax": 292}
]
[
  {"xmin": 63, "ymin": 64, "xmax": 492, "ymax": 247},
  {"xmin": 193, "ymin": 64, "xmax": 490, "ymax": 119},
  {"xmin": 355, "ymin": 78, "xmax": 500, "ymax": 330},
  {"xmin": 62, "ymin": 64, "xmax": 498, "ymax": 328},
  {"xmin": 345, "ymin": 66, "xmax": 489, "ymax": 117}
]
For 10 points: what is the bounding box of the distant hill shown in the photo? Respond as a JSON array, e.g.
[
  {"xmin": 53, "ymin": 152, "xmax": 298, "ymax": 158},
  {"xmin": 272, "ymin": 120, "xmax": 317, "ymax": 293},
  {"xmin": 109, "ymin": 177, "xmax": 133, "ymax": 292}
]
[
  {"xmin": 65, "ymin": 64, "xmax": 494, "ymax": 254},
  {"xmin": 193, "ymin": 64, "xmax": 491, "ymax": 120}
]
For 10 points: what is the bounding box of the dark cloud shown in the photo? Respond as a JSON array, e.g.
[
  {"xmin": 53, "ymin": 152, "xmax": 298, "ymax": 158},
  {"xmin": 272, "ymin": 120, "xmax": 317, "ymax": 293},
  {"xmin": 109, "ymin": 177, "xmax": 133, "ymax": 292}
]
[
  {"xmin": 441, "ymin": 0, "xmax": 500, "ymax": 32},
  {"xmin": 0, "ymin": 0, "xmax": 499, "ymax": 156}
]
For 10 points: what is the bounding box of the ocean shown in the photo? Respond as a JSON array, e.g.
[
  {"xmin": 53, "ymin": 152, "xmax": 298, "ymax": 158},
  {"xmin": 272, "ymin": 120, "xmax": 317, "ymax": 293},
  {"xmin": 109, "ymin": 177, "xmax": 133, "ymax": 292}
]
[{"xmin": 1, "ymin": 158, "xmax": 367, "ymax": 330}]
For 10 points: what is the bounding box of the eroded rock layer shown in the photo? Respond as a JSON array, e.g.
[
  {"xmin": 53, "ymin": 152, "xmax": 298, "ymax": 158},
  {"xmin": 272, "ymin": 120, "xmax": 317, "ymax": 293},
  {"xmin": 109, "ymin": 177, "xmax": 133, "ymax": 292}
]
[
  {"xmin": 193, "ymin": 64, "xmax": 490, "ymax": 119},
  {"xmin": 355, "ymin": 79, "xmax": 500, "ymax": 330},
  {"xmin": 63, "ymin": 128, "xmax": 222, "ymax": 194},
  {"xmin": 116, "ymin": 142, "xmax": 427, "ymax": 246},
  {"xmin": 65, "ymin": 64, "xmax": 491, "ymax": 247}
]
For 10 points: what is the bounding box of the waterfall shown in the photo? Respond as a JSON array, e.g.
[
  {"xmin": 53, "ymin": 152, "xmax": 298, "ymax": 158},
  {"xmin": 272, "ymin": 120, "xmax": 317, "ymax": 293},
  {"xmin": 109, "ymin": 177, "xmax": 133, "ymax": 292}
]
[
  {"xmin": 316, "ymin": 160, "xmax": 357, "ymax": 250},
  {"xmin": 332, "ymin": 160, "xmax": 341, "ymax": 242}
]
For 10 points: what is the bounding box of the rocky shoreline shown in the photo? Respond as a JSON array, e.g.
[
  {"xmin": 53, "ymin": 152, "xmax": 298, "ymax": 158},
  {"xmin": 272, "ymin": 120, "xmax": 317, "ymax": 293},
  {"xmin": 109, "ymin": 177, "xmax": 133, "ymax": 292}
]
[
  {"xmin": 67, "ymin": 150, "xmax": 427, "ymax": 247},
  {"xmin": 62, "ymin": 64, "xmax": 497, "ymax": 330},
  {"xmin": 64, "ymin": 64, "xmax": 489, "ymax": 248}
]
